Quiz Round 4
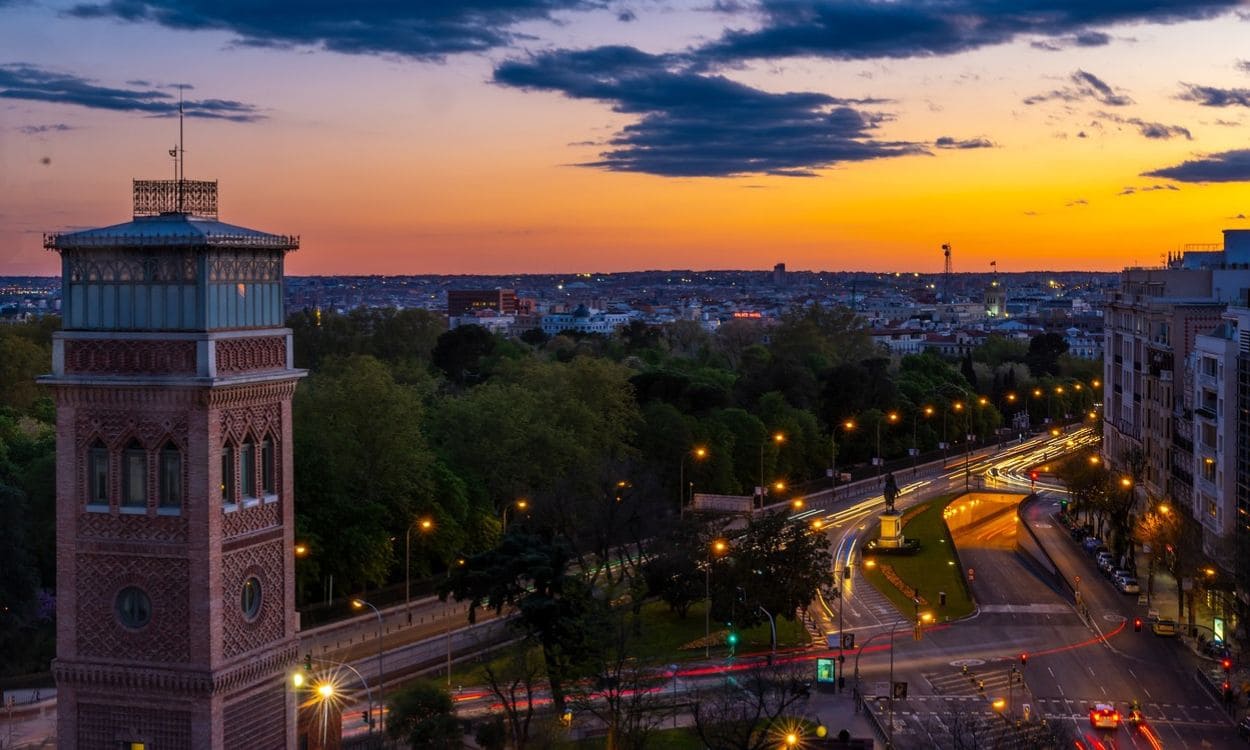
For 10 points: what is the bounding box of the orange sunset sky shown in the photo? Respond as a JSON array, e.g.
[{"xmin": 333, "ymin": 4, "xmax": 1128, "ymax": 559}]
[{"xmin": 2, "ymin": 1, "xmax": 1250, "ymax": 276}]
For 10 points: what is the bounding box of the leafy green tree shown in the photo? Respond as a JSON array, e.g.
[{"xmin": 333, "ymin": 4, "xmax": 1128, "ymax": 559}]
[
  {"xmin": 0, "ymin": 331, "xmax": 49, "ymax": 413},
  {"xmin": 643, "ymin": 519, "xmax": 712, "ymax": 618},
  {"xmin": 1026, "ymin": 333, "xmax": 1068, "ymax": 377},
  {"xmin": 432, "ymin": 324, "xmax": 497, "ymax": 386},
  {"xmin": 715, "ymin": 511, "xmax": 832, "ymax": 629},
  {"xmin": 293, "ymin": 355, "xmax": 443, "ymax": 591},
  {"xmin": 387, "ymin": 681, "xmax": 462, "ymax": 749},
  {"xmin": 443, "ymin": 530, "xmax": 610, "ymax": 714}
]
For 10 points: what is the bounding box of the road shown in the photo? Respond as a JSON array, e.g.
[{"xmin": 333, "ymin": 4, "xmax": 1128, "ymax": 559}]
[{"xmin": 802, "ymin": 426, "xmax": 1238, "ymax": 748}]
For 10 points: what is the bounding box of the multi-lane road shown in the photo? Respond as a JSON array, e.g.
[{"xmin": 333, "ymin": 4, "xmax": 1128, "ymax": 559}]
[{"xmin": 804, "ymin": 427, "xmax": 1239, "ymax": 748}]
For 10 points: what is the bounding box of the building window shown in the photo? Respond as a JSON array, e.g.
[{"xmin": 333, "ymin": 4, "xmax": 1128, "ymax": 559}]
[
  {"xmin": 88, "ymin": 440, "xmax": 109, "ymax": 506},
  {"xmin": 1208, "ymin": 498, "xmax": 1219, "ymax": 519},
  {"xmin": 221, "ymin": 444, "xmax": 236, "ymax": 506},
  {"xmin": 261, "ymin": 437, "xmax": 275, "ymax": 496},
  {"xmin": 241, "ymin": 439, "xmax": 256, "ymax": 500},
  {"xmin": 115, "ymin": 586, "xmax": 152, "ymax": 629},
  {"xmin": 241, "ymin": 576, "xmax": 262, "ymax": 621},
  {"xmin": 121, "ymin": 441, "xmax": 147, "ymax": 509},
  {"xmin": 158, "ymin": 443, "xmax": 182, "ymax": 510},
  {"xmin": 1203, "ymin": 458, "xmax": 1217, "ymax": 482}
]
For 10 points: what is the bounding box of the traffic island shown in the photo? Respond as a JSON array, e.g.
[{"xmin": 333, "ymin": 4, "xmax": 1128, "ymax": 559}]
[{"xmin": 861, "ymin": 495, "xmax": 975, "ymax": 620}]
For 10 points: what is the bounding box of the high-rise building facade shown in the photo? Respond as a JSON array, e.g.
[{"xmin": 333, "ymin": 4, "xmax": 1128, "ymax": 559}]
[{"xmin": 42, "ymin": 178, "xmax": 302, "ymax": 749}]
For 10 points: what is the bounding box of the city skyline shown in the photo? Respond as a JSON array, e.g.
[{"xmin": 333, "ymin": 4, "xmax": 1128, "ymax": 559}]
[{"xmin": 4, "ymin": 1, "xmax": 1250, "ymax": 276}]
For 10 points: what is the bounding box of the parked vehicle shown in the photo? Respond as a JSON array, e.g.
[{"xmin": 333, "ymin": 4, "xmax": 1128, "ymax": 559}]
[
  {"xmin": 1152, "ymin": 618, "xmax": 1178, "ymax": 637},
  {"xmin": 1116, "ymin": 577, "xmax": 1140, "ymax": 594},
  {"xmin": 1082, "ymin": 536, "xmax": 1104, "ymax": 552}
]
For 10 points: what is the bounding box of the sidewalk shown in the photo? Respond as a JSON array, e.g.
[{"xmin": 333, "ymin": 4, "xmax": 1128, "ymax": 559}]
[{"xmin": 807, "ymin": 689, "xmax": 882, "ymax": 748}]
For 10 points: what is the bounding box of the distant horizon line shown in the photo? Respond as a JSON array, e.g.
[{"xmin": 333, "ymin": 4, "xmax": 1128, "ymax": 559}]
[{"xmin": 0, "ymin": 269, "xmax": 1126, "ymax": 280}]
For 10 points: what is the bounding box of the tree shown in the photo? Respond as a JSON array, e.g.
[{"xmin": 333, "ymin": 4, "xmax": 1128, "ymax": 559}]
[
  {"xmin": 716, "ymin": 512, "xmax": 832, "ymax": 629},
  {"xmin": 0, "ymin": 332, "xmax": 49, "ymax": 413},
  {"xmin": 1026, "ymin": 333, "xmax": 1068, "ymax": 377},
  {"xmin": 432, "ymin": 324, "xmax": 497, "ymax": 386},
  {"xmin": 387, "ymin": 681, "xmax": 462, "ymax": 749},
  {"xmin": 960, "ymin": 352, "xmax": 978, "ymax": 393},
  {"xmin": 293, "ymin": 355, "xmax": 444, "ymax": 591},
  {"xmin": 478, "ymin": 647, "xmax": 544, "ymax": 749},
  {"xmin": 569, "ymin": 612, "xmax": 672, "ymax": 750},
  {"xmin": 443, "ymin": 530, "xmax": 610, "ymax": 714},
  {"xmin": 690, "ymin": 661, "xmax": 811, "ymax": 750},
  {"xmin": 643, "ymin": 520, "xmax": 713, "ymax": 618}
]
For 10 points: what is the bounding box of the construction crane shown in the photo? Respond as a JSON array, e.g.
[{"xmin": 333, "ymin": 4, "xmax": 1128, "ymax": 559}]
[{"xmin": 941, "ymin": 243, "xmax": 953, "ymax": 303}]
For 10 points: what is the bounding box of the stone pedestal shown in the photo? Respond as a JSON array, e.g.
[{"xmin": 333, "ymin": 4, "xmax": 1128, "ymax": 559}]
[{"xmin": 878, "ymin": 510, "xmax": 906, "ymax": 549}]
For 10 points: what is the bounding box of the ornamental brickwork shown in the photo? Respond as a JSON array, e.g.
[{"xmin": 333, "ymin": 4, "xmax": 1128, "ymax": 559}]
[
  {"xmin": 75, "ymin": 552, "xmax": 190, "ymax": 663},
  {"xmin": 78, "ymin": 702, "xmax": 193, "ymax": 749},
  {"xmin": 223, "ymin": 680, "xmax": 288, "ymax": 749},
  {"xmin": 65, "ymin": 339, "xmax": 197, "ymax": 375},
  {"xmin": 215, "ymin": 335, "xmax": 286, "ymax": 374},
  {"xmin": 221, "ymin": 539, "xmax": 285, "ymax": 659}
]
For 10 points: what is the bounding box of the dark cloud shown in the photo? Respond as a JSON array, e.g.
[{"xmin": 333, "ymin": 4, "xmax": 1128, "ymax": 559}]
[
  {"xmin": 698, "ymin": 0, "xmax": 1236, "ymax": 64},
  {"xmin": 1237, "ymin": 60, "xmax": 1250, "ymax": 73},
  {"xmin": 1177, "ymin": 83, "xmax": 1250, "ymax": 107},
  {"xmin": 1024, "ymin": 70, "xmax": 1132, "ymax": 106},
  {"xmin": 1066, "ymin": 198, "xmax": 1088, "ymax": 207},
  {"xmin": 17, "ymin": 123, "xmax": 74, "ymax": 135},
  {"xmin": 1117, "ymin": 183, "xmax": 1179, "ymax": 195},
  {"xmin": 65, "ymin": 0, "xmax": 604, "ymax": 60},
  {"xmin": 1229, "ymin": 212, "xmax": 1246, "ymax": 219},
  {"xmin": 934, "ymin": 136, "xmax": 994, "ymax": 149},
  {"xmin": 1144, "ymin": 149, "xmax": 1250, "ymax": 182},
  {"xmin": 0, "ymin": 64, "xmax": 262, "ymax": 121},
  {"xmin": 1030, "ymin": 31, "xmax": 1112, "ymax": 51},
  {"xmin": 492, "ymin": 46, "xmax": 924, "ymax": 177},
  {"xmin": 1095, "ymin": 111, "xmax": 1191, "ymax": 139},
  {"xmin": 617, "ymin": 8, "xmax": 636, "ymax": 22}
]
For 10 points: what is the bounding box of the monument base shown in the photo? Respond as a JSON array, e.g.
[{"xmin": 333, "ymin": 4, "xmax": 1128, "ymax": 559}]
[{"xmin": 878, "ymin": 510, "xmax": 905, "ymax": 549}]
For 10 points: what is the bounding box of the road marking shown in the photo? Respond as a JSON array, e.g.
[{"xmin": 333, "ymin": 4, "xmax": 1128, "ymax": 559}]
[{"xmin": 1047, "ymin": 667, "xmax": 1055, "ymax": 678}]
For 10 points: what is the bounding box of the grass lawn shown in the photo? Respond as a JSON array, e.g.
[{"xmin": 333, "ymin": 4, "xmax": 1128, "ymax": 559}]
[
  {"xmin": 448, "ymin": 598, "xmax": 809, "ymax": 685},
  {"xmin": 861, "ymin": 495, "xmax": 975, "ymax": 621}
]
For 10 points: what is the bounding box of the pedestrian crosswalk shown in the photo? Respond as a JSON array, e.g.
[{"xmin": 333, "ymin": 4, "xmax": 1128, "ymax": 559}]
[
  {"xmin": 846, "ymin": 576, "xmax": 902, "ymax": 623},
  {"xmin": 925, "ymin": 668, "xmax": 1024, "ymax": 697}
]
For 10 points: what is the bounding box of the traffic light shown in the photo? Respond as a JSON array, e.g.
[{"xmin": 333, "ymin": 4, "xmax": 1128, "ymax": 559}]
[
  {"xmin": 1019, "ymin": 653, "xmax": 1028, "ymax": 668},
  {"xmin": 303, "ymin": 653, "xmax": 312, "ymax": 671},
  {"xmin": 361, "ymin": 711, "xmax": 370, "ymax": 726},
  {"xmin": 1223, "ymin": 658, "xmax": 1233, "ymax": 673},
  {"xmin": 1133, "ymin": 617, "xmax": 1142, "ymax": 632},
  {"xmin": 1029, "ymin": 470, "xmax": 1038, "ymax": 486},
  {"xmin": 726, "ymin": 627, "xmax": 739, "ymax": 655}
]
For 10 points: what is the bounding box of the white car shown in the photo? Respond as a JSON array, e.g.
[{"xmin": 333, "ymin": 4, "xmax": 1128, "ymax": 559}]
[{"xmin": 1116, "ymin": 577, "xmax": 1140, "ymax": 594}]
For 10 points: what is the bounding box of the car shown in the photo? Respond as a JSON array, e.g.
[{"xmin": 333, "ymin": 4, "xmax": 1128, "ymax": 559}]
[
  {"xmin": 1237, "ymin": 715, "xmax": 1250, "ymax": 739},
  {"xmin": 1098, "ymin": 557, "xmax": 1115, "ymax": 574},
  {"xmin": 1082, "ymin": 536, "xmax": 1104, "ymax": 552},
  {"xmin": 1112, "ymin": 569, "xmax": 1134, "ymax": 584},
  {"xmin": 1152, "ymin": 618, "xmax": 1178, "ymax": 637},
  {"xmin": 1116, "ymin": 577, "xmax": 1140, "ymax": 594},
  {"xmin": 1090, "ymin": 703, "xmax": 1121, "ymax": 729}
]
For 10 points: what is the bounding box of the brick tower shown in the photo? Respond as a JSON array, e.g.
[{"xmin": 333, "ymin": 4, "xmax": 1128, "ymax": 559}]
[{"xmin": 42, "ymin": 177, "xmax": 302, "ymax": 748}]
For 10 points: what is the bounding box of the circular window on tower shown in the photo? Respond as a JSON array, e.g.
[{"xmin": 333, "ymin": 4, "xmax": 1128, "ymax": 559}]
[
  {"xmin": 241, "ymin": 576, "xmax": 262, "ymax": 621},
  {"xmin": 115, "ymin": 586, "xmax": 152, "ymax": 630}
]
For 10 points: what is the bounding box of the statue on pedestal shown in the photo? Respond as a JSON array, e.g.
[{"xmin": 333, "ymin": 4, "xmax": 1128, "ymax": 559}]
[{"xmin": 883, "ymin": 471, "xmax": 899, "ymax": 512}]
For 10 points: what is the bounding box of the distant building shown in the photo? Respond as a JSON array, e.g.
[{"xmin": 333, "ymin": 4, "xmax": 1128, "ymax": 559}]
[
  {"xmin": 448, "ymin": 288, "xmax": 518, "ymax": 316},
  {"xmin": 773, "ymin": 263, "xmax": 787, "ymax": 287},
  {"xmin": 541, "ymin": 304, "xmax": 634, "ymax": 335}
]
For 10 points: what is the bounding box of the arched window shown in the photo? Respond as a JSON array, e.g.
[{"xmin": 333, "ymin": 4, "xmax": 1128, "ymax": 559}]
[
  {"xmin": 240, "ymin": 438, "xmax": 256, "ymax": 500},
  {"xmin": 87, "ymin": 440, "xmax": 109, "ymax": 506},
  {"xmin": 261, "ymin": 437, "xmax": 275, "ymax": 496},
  {"xmin": 159, "ymin": 443, "xmax": 182, "ymax": 510},
  {"xmin": 221, "ymin": 443, "xmax": 236, "ymax": 506},
  {"xmin": 121, "ymin": 440, "xmax": 147, "ymax": 509}
]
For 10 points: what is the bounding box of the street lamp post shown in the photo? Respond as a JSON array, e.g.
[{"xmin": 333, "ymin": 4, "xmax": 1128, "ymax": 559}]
[
  {"xmin": 405, "ymin": 517, "xmax": 434, "ymax": 617},
  {"xmin": 501, "ymin": 498, "xmax": 529, "ymax": 530},
  {"xmin": 706, "ymin": 538, "xmax": 728, "ymax": 658},
  {"xmin": 759, "ymin": 433, "xmax": 785, "ymax": 512},
  {"xmin": 852, "ymin": 603, "xmax": 928, "ymax": 749},
  {"xmin": 301, "ymin": 655, "xmax": 375, "ymax": 736},
  {"xmin": 352, "ymin": 598, "xmax": 385, "ymax": 735},
  {"xmin": 680, "ymin": 447, "xmax": 708, "ymax": 519},
  {"xmin": 831, "ymin": 420, "xmax": 855, "ymax": 501},
  {"xmin": 875, "ymin": 412, "xmax": 899, "ymax": 478},
  {"xmin": 911, "ymin": 407, "xmax": 933, "ymax": 475}
]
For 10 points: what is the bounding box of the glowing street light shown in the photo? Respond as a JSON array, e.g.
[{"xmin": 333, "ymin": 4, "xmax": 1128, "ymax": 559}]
[
  {"xmin": 405, "ymin": 516, "xmax": 435, "ymax": 613},
  {"xmin": 680, "ymin": 446, "xmax": 709, "ymax": 519},
  {"xmin": 291, "ymin": 671, "xmax": 305, "ymax": 688},
  {"xmin": 706, "ymin": 538, "xmax": 729, "ymax": 657},
  {"xmin": 316, "ymin": 682, "xmax": 335, "ymax": 700}
]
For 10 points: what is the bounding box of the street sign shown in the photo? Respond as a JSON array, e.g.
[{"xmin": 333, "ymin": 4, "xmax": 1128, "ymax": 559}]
[
  {"xmin": 842, "ymin": 633, "xmax": 855, "ymax": 649},
  {"xmin": 892, "ymin": 681, "xmax": 908, "ymax": 699}
]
